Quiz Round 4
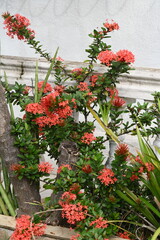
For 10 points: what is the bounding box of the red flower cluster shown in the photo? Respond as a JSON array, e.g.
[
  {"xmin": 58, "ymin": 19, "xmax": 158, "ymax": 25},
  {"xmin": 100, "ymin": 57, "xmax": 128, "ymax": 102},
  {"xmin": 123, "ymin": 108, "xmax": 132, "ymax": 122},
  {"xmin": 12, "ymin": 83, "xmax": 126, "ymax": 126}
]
[
  {"xmin": 61, "ymin": 202, "xmax": 88, "ymax": 224},
  {"xmin": 90, "ymin": 217, "xmax": 108, "ymax": 228},
  {"xmin": 81, "ymin": 132, "xmax": 96, "ymax": 145},
  {"xmin": 117, "ymin": 231, "xmax": 131, "ymax": 239},
  {"xmin": 97, "ymin": 49, "xmax": 135, "ymax": 66},
  {"xmin": 23, "ymin": 86, "xmax": 31, "ymax": 95},
  {"xmin": 115, "ymin": 143, "xmax": 129, "ymax": 159},
  {"xmin": 10, "ymin": 164, "xmax": 25, "ymax": 171},
  {"xmin": 2, "ymin": 12, "xmax": 35, "ymax": 40},
  {"xmin": 98, "ymin": 168, "xmax": 117, "ymax": 186},
  {"xmin": 89, "ymin": 74, "xmax": 99, "ymax": 87},
  {"xmin": 10, "ymin": 215, "xmax": 46, "ymax": 240},
  {"xmin": 77, "ymin": 82, "xmax": 89, "ymax": 91},
  {"xmin": 116, "ymin": 50, "xmax": 135, "ymax": 64},
  {"xmin": 59, "ymin": 191, "xmax": 77, "ymax": 206},
  {"xmin": 138, "ymin": 162, "xmax": 155, "ymax": 174},
  {"xmin": 145, "ymin": 162, "xmax": 155, "ymax": 172},
  {"xmin": 25, "ymin": 103, "xmax": 44, "ymax": 114},
  {"xmin": 106, "ymin": 87, "xmax": 119, "ymax": 97},
  {"xmin": 97, "ymin": 50, "xmax": 116, "ymax": 66},
  {"xmin": 38, "ymin": 162, "xmax": 53, "ymax": 174},
  {"xmin": 82, "ymin": 164, "xmax": 92, "ymax": 173},
  {"xmin": 37, "ymin": 81, "xmax": 53, "ymax": 93},
  {"xmin": 54, "ymin": 85, "xmax": 65, "ymax": 93},
  {"xmin": 103, "ymin": 19, "xmax": 120, "ymax": 32},
  {"xmin": 112, "ymin": 96, "xmax": 126, "ymax": 107},
  {"xmin": 70, "ymin": 234, "xmax": 81, "ymax": 240},
  {"xmin": 69, "ymin": 183, "xmax": 81, "ymax": 192},
  {"xmin": 25, "ymin": 86, "xmax": 75, "ymax": 128},
  {"xmin": 130, "ymin": 174, "xmax": 139, "ymax": 181},
  {"xmin": 71, "ymin": 68, "xmax": 83, "ymax": 75},
  {"xmin": 57, "ymin": 164, "xmax": 72, "ymax": 173}
]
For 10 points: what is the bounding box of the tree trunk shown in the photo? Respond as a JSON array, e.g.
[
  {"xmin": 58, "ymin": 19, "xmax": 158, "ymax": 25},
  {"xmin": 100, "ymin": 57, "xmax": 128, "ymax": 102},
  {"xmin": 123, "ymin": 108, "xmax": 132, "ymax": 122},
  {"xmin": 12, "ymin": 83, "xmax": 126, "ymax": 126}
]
[
  {"xmin": 0, "ymin": 83, "xmax": 42, "ymax": 216},
  {"xmin": 46, "ymin": 140, "xmax": 79, "ymax": 226}
]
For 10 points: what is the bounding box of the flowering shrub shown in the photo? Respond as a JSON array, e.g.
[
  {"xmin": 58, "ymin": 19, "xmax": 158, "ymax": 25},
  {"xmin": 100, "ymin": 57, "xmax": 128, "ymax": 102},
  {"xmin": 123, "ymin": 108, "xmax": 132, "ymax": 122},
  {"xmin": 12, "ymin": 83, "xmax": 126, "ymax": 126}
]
[
  {"xmin": 1, "ymin": 12, "xmax": 160, "ymax": 240},
  {"xmin": 10, "ymin": 215, "xmax": 46, "ymax": 240}
]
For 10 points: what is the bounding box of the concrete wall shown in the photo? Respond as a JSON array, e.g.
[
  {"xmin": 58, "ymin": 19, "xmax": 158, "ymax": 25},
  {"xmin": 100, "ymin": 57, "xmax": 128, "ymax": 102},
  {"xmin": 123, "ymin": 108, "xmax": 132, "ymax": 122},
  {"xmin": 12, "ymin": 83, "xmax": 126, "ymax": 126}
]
[{"xmin": 0, "ymin": 0, "xmax": 160, "ymax": 68}]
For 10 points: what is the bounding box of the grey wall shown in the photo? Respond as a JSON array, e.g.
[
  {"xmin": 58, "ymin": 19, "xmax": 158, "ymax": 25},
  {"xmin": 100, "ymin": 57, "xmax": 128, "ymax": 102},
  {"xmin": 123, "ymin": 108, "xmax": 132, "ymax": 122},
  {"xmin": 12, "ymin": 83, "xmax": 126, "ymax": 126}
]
[{"xmin": 0, "ymin": 0, "xmax": 160, "ymax": 68}]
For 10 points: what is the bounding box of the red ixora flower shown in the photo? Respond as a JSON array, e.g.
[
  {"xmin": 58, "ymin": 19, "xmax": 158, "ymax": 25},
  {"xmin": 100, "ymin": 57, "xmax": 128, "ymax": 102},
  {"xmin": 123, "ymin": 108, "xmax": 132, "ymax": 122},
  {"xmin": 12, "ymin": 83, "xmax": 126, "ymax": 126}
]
[
  {"xmin": 70, "ymin": 234, "xmax": 81, "ymax": 240},
  {"xmin": 115, "ymin": 143, "xmax": 129, "ymax": 159},
  {"xmin": 71, "ymin": 68, "xmax": 83, "ymax": 75},
  {"xmin": 69, "ymin": 183, "xmax": 81, "ymax": 192},
  {"xmin": 103, "ymin": 19, "xmax": 120, "ymax": 32},
  {"xmin": 116, "ymin": 50, "xmax": 135, "ymax": 64},
  {"xmin": 89, "ymin": 74, "xmax": 99, "ymax": 87},
  {"xmin": 97, "ymin": 50, "xmax": 116, "ymax": 66},
  {"xmin": 10, "ymin": 164, "xmax": 25, "ymax": 171},
  {"xmin": 98, "ymin": 168, "xmax": 117, "ymax": 186},
  {"xmin": 82, "ymin": 164, "xmax": 92, "ymax": 173},
  {"xmin": 90, "ymin": 217, "xmax": 108, "ymax": 228},
  {"xmin": 111, "ymin": 96, "xmax": 126, "ymax": 107},
  {"xmin": 57, "ymin": 164, "xmax": 72, "ymax": 174},
  {"xmin": 81, "ymin": 132, "xmax": 96, "ymax": 145},
  {"xmin": 61, "ymin": 202, "xmax": 88, "ymax": 224},
  {"xmin": 10, "ymin": 215, "xmax": 46, "ymax": 240},
  {"xmin": 37, "ymin": 81, "xmax": 53, "ymax": 93},
  {"xmin": 38, "ymin": 162, "xmax": 53, "ymax": 174},
  {"xmin": 145, "ymin": 162, "xmax": 155, "ymax": 172},
  {"xmin": 2, "ymin": 12, "xmax": 35, "ymax": 40},
  {"xmin": 130, "ymin": 174, "xmax": 139, "ymax": 181},
  {"xmin": 117, "ymin": 231, "xmax": 131, "ymax": 239},
  {"xmin": 77, "ymin": 82, "xmax": 89, "ymax": 91},
  {"xmin": 59, "ymin": 191, "xmax": 77, "ymax": 206},
  {"xmin": 23, "ymin": 86, "xmax": 31, "ymax": 95},
  {"xmin": 25, "ymin": 103, "xmax": 44, "ymax": 115}
]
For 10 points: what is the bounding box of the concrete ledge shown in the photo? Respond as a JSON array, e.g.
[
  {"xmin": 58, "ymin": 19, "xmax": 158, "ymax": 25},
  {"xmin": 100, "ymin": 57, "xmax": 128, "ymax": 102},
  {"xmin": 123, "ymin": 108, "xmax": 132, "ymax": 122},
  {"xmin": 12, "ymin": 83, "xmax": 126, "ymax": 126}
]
[
  {"xmin": 0, "ymin": 214, "xmax": 124, "ymax": 240},
  {"xmin": 1, "ymin": 55, "xmax": 160, "ymax": 101}
]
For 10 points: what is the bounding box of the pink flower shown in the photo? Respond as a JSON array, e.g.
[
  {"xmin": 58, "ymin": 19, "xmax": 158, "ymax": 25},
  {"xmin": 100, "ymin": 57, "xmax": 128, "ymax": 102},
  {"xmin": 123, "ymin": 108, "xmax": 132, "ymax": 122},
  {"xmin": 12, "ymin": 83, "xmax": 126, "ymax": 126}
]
[
  {"xmin": 57, "ymin": 164, "xmax": 72, "ymax": 174},
  {"xmin": 38, "ymin": 162, "xmax": 53, "ymax": 174},
  {"xmin": 116, "ymin": 50, "xmax": 135, "ymax": 64},
  {"xmin": 103, "ymin": 19, "xmax": 120, "ymax": 32},
  {"xmin": 37, "ymin": 81, "xmax": 53, "ymax": 93},
  {"xmin": 97, "ymin": 50, "xmax": 116, "ymax": 66},
  {"xmin": 90, "ymin": 217, "xmax": 108, "ymax": 228},
  {"xmin": 98, "ymin": 168, "xmax": 117, "ymax": 186},
  {"xmin": 81, "ymin": 132, "xmax": 96, "ymax": 145}
]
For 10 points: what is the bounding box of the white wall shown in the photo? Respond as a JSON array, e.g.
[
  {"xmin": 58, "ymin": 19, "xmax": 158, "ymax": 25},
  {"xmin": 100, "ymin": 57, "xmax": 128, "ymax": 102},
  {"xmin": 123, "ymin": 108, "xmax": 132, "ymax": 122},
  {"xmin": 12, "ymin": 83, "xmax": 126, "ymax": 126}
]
[{"xmin": 0, "ymin": 0, "xmax": 160, "ymax": 68}]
